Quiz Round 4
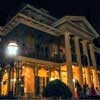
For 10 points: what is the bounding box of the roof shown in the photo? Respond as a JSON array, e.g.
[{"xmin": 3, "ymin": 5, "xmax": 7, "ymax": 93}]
[{"xmin": 53, "ymin": 16, "xmax": 99, "ymax": 38}]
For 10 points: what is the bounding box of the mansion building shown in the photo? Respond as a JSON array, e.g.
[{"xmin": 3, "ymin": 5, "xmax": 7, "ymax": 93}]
[{"xmin": 0, "ymin": 4, "xmax": 100, "ymax": 97}]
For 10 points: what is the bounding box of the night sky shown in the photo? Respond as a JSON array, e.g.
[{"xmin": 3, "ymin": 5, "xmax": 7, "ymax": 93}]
[{"xmin": 0, "ymin": 0, "xmax": 100, "ymax": 36}]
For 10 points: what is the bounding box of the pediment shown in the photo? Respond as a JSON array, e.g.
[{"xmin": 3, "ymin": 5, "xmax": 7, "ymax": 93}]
[
  {"xmin": 71, "ymin": 20, "xmax": 93, "ymax": 33},
  {"xmin": 53, "ymin": 16, "xmax": 99, "ymax": 38},
  {"xmin": 67, "ymin": 16, "xmax": 99, "ymax": 37}
]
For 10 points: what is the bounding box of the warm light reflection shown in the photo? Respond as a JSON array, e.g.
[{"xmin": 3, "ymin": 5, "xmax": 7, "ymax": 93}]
[
  {"xmin": 22, "ymin": 67, "xmax": 34, "ymax": 94},
  {"xmin": 38, "ymin": 68, "xmax": 47, "ymax": 77},
  {"xmin": 73, "ymin": 79, "xmax": 76, "ymax": 83},
  {"xmin": 1, "ymin": 63, "xmax": 98, "ymax": 97},
  {"xmin": 72, "ymin": 65, "xmax": 80, "ymax": 83},
  {"xmin": 1, "ymin": 72, "xmax": 8, "ymax": 95},
  {"xmin": 61, "ymin": 65, "xmax": 67, "ymax": 84},
  {"xmin": 13, "ymin": 79, "xmax": 16, "ymax": 82},
  {"xmin": 61, "ymin": 65, "xmax": 67, "ymax": 71},
  {"xmin": 82, "ymin": 67, "xmax": 86, "ymax": 84},
  {"xmin": 50, "ymin": 70, "xmax": 59, "ymax": 81},
  {"xmin": 50, "ymin": 77, "xmax": 55, "ymax": 81},
  {"xmin": 91, "ymin": 69, "xmax": 97, "ymax": 88}
]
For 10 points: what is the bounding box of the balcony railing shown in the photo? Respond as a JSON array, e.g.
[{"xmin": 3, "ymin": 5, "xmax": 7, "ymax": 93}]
[{"xmin": 21, "ymin": 51, "xmax": 66, "ymax": 63}]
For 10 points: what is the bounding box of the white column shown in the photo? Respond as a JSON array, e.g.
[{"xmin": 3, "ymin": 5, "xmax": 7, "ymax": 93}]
[
  {"xmin": 64, "ymin": 33, "xmax": 74, "ymax": 92},
  {"xmin": 81, "ymin": 40, "xmax": 91, "ymax": 87},
  {"xmin": 89, "ymin": 43, "xmax": 99, "ymax": 88},
  {"xmin": 74, "ymin": 36, "xmax": 83, "ymax": 85}
]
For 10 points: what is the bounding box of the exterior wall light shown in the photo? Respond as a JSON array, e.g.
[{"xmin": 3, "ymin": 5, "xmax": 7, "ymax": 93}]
[{"xmin": 6, "ymin": 41, "xmax": 18, "ymax": 57}]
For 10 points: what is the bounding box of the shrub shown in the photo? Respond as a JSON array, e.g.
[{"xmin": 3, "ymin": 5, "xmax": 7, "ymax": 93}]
[{"xmin": 42, "ymin": 79, "xmax": 72, "ymax": 99}]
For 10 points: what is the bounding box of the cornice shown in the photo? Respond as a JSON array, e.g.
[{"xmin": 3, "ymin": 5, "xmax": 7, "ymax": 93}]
[
  {"xmin": 0, "ymin": 13, "xmax": 61, "ymax": 36},
  {"xmin": 21, "ymin": 4, "xmax": 57, "ymax": 21}
]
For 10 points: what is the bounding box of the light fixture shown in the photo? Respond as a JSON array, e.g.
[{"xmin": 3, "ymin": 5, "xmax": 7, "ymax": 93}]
[{"xmin": 6, "ymin": 41, "xmax": 18, "ymax": 57}]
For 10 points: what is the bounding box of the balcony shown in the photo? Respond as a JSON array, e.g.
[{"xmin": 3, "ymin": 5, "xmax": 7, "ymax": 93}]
[{"xmin": 21, "ymin": 51, "xmax": 66, "ymax": 63}]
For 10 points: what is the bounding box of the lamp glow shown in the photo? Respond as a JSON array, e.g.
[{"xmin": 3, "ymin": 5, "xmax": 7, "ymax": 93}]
[
  {"xmin": 72, "ymin": 79, "xmax": 75, "ymax": 83},
  {"xmin": 50, "ymin": 77, "xmax": 55, "ymax": 81},
  {"xmin": 7, "ymin": 42, "xmax": 18, "ymax": 56}
]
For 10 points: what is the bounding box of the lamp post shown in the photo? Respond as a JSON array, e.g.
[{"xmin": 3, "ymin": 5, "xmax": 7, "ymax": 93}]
[{"xmin": 6, "ymin": 41, "xmax": 19, "ymax": 96}]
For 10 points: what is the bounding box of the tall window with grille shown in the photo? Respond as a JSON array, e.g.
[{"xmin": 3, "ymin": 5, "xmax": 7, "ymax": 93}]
[
  {"xmin": 95, "ymin": 52, "xmax": 100, "ymax": 70},
  {"xmin": 70, "ymin": 36, "xmax": 77, "ymax": 62},
  {"xmin": 87, "ymin": 46, "xmax": 93, "ymax": 66}
]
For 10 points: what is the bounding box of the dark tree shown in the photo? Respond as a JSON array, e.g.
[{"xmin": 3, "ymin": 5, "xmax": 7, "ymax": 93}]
[{"xmin": 42, "ymin": 79, "xmax": 72, "ymax": 99}]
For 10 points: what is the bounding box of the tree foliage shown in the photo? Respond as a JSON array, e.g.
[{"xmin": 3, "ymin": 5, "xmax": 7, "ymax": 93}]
[{"xmin": 42, "ymin": 79, "xmax": 72, "ymax": 99}]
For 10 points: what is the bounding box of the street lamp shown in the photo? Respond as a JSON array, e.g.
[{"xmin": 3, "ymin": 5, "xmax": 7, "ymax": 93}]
[
  {"xmin": 6, "ymin": 41, "xmax": 18, "ymax": 57},
  {"xmin": 6, "ymin": 41, "xmax": 19, "ymax": 96}
]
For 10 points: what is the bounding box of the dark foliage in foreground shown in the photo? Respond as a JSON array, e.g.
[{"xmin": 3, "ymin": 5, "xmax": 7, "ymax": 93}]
[{"xmin": 42, "ymin": 79, "xmax": 72, "ymax": 99}]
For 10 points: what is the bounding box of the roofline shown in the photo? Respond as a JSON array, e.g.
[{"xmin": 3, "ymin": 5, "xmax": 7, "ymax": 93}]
[
  {"xmin": 0, "ymin": 13, "xmax": 61, "ymax": 36},
  {"xmin": 67, "ymin": 21, "xmax": 95, "ymax": 37},
  {"xmin": 20, "ymin": 4, "xmax": 57, "ymax": 21},
  {"xmin": 82, "ymin": 17, "xmax": 99, "ymax": 38},
  {"xmin": 53, "ymin": 16, "xmax": 99, "ymax": 38},
  {"xmin": 18, "ymin": 13, "xmax": 61, "ymax": 35}
]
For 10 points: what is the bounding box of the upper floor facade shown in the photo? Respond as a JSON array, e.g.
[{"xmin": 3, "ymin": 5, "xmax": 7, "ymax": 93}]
[{"xmin": 0, "ymin": 4, "xmax": 100, "ymax": 69}]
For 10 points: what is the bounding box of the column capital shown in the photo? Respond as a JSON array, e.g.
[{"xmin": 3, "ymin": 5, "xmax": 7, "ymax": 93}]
[
  {"xmin": 89, "ymin": 43, "xmax": 94, "ymax": 48},
  {"xmin": 81, "ymin": 40, "xmax": 89, "ymax": 45},
  {"xmin": 74, "ymin": 36, "xmax": 80, "ymax": 40},
  {"xmin": 64, "ymin": 31, "xmax": 71, "ymax": 37}
]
